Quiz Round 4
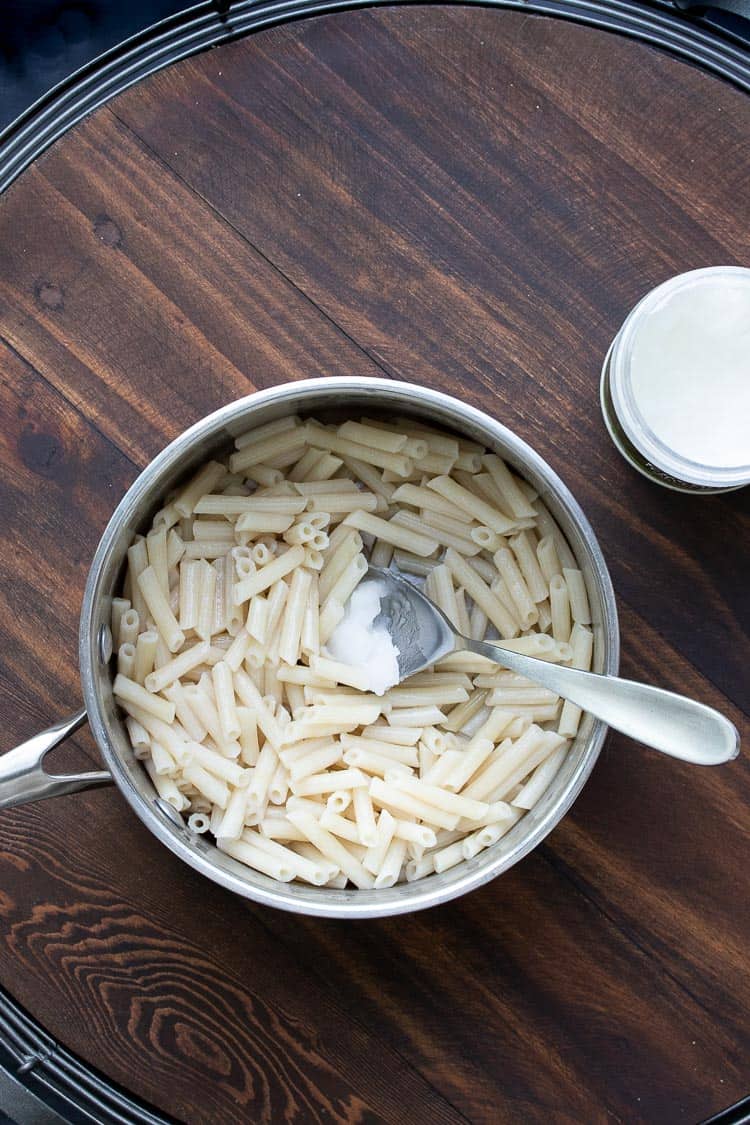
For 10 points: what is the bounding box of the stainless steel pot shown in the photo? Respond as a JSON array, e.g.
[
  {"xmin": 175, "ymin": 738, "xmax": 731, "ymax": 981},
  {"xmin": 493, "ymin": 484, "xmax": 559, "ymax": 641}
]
[{"xmin": 0, "ymin": 379, "xmax": 619, "ymax": 918}]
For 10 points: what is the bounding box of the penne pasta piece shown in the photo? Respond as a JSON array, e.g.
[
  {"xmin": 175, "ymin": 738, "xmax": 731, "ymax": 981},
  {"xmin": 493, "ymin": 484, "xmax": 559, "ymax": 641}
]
[
  {"xmin": 391, "ymin": 549, "xmax": 433, "ymax": 578},
  {"xmin": 137, "ymin": 565, "xmax": 185, "ymax": 652},
  {"xmin": 374, "ymin": 837, "xmax": 407, "ymax": 888},
  {"xmin": 182, "ymin": 762, "xmax": 230, "ymax": 809},
  {"xmin": 111, "ymin": 598, "xmax": 131, "ymax": 649},
  {"xmin": 512, "ymin": 744, "xmax": 568, "ymax": 809},
  {"xmin": 146, "ymin": 527, "xmax": 170, "ymax": 598},
  {"xmin": 385, "ymin": 705, "xmax": 445, "ymax": 728},
  {"xmin": 363, "ymin": 808, "xmax": 397, "ymax": 874},
  {"xmin": 233, "ymin": 545, "xmax": 305, "ymax": 605},
  {"xmin": 306, "ymin": 492, "xmax": 378, "ymax": 514},
  {"xmin": 361, "ymin": 725, "xmax": 421, "ymax": 746},
  {"xmin": 229, "ymin": 426, "xmax": 310, "ymax": 473},
  {"xmin": 192, "ymin": 519, "xmax": 235, "ymax": 542},
  {"xmin": 549, "ymin": 573, "xmax": 572, "ymax": 643},
  {"xmin": 563, "ymin": 568, "xmax": 592, "ymax": 625},
  {"xmin": 433, "ymin": 839, "xmax": 466, "ymax": 874},
  {"xmin": 427, "ymin": 476, "xmax": 515, "ymax": 534},
  {"xmin": 215, "ymin": 786, "xmax": 251, "ymax": 842},
  {"xmin": 211, "ymin": 660, "xmax": 241, "ymax": 743},
  {"xmin": 133, "ymin": 631, "xmax": 158, "ymax": 686},
  {"xmin": 278, "ymin": 567, "xmax": 313, "ymax": 666},
  {"xmin": 237, "ymin": 706, "xmax": 260, "ymax": 766},
  {"xmin": 406, "ymin": 854, "xmax": 435, "ymax": 881},
  {"xmin": 234, "ymin": 416, "xmax": 301, "ymax": 450},
  {"xmin": 369, "ymin": 777, "xmax": 460, "ymax": 829},
  {"xmin": 224, "ymin": 628, "xmax": 251, "ymax": 673},
  {"xmin": 300, "ymin": 576, "xmax": 320, "ymax": 657},
  {"xmin": 441, "ymin": 690, "xmax": 489, "ymax": 733},
  {"xmin": 219, "ymin": 836, "xmax": 294, "ymax": 881},
  {"xmin": 379, "ymin": 685, "xmax": 468, "ymax": 707},
  {"xmin": 308, "ymin": 655, "xmax": 373, "ymax": 694},
  {"xmin": 558, "ymin": 623, "xmax": 594, "ymax": 737},
  {"xmin": 286, "ymin": 809, "xmax": 374, "ymax": 888},
  {"xmin": 422, "ymin": 749, "xmax": 463, "ymax": 787},
  {"xmin": 481, "ymin": 455, "xmax": 537, "ymax": 518},
  {"xmin": 144, "ymin": 640, "xmax": 212, "ymax": 694},
  {"xmin": 338, "ymin": 420, "xmax": 408, "ymax": 453},
  {"xmin": 145, "ymin": 759, "xmax": 188, "ymax": 811},
  {"xmin": 114, "ymin": 673, "xmax": 175, "ymax": 724},
  {"xmin": 534, "ymin": 501, "xmax": 578, "ymax": 569},
  {"xmin": 486, "ymin": 686, "xmax": 559, "ymax": 707},
  {"xmin": 443, "ymin": 737, "xmax": 495, "ymax": 792},
  {"xmin": 339, "ymin": 455, "xmax": 395, "ymax": 504},
  {"xmin": 500, "ymin": 637, "xmax": 573, "ymax": 665},
  {"xmin": 174, "ymin": 461, "xmax": 226, "ymax": 518},
  {"xmin": 341, "ymin": 736, "xmax": 418, "ymax": 765},
  {"xmin": 246, "ymin": 832, "xmax": 331, "ymax": 885},
  {"xmin": 343, "ymin": 746, "xmax": 412, "ymax": 777},
  {"xmin": 494, "ymin": 548, "xmax": 538, "ymax": 629},
  {"xmin": 389, "ymin": 510, "xmax": 480, "ymax": 556},
  {"xmin": 234, "ymin": 670, "xmax": 286, "ymax": 750},
  {"xmin": 342, "ymin": 509, "xmax": 438, "ymax": 557},
  {"xmin": 509, "ymin": 531, "xmax": 548, "ymax": 604},
  {"xmin": 429, "ymin": 564, "xmax": 461, "ymax": 629},
  {"xmin": 153, "ymin": 503, "xmax": 181, "ymax": 531},
  {"xmin": 536, "ymin": 598, "xmax": 553, "ymax": 634},
  {"xmin": 390, "ymin": 483, "xmax": 473, "ymax": 523},
  {"xmin": 463, "ymin": 727, "xmax": 564, "ymax": 803},
  {"xmin": 117, "ymin": 643, "xmax": 136, "ymax": 679},
  {"xmin": 234, "ymin": 512, "xmax": 296, "ymax": 535},
  {"xmin": 444, "ymin": 548, "xmax": 518, "ymax": 640},
  {"xmin": 127, "ymin": 538, "xmax": 149, "ymax": 622},
  {"xmin": 300, "ymin": 451, "xmax": 344, "ymax": 481},
  {"xmin": 384, "ymin": 771, "xmax": 489, "ymax": 821},
  {"xmin": 125, "ymin": 716, "xmax": 150, "ymax": 756},
  {"xmin": 306, "ymin": 426, "xmax": 413, "ymax": 477},
  {"xmin": 323, "ymin": 552, "xmax": 367, "ymax": 613},
  {"xmin": 537, "ymin": 535, "xmax": 562, "ymax": 583}
]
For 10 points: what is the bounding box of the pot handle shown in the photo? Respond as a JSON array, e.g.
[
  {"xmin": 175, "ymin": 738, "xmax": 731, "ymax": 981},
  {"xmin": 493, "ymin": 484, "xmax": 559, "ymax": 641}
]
[{"xmin": 0, "ymin": 709, "xmax": 113, "ymax": 810}]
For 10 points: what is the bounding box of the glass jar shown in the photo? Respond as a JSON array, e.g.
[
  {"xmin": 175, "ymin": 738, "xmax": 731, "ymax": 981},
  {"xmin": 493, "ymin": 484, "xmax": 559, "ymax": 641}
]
[{"xmin": 600, "ymin": 267, "xmax": 750, "ymax": 493}]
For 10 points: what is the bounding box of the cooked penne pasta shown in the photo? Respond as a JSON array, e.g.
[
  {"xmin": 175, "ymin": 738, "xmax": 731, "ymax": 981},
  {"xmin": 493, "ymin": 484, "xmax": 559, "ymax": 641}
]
[
  {"xmin": 426, "ymin": 475, "xmax": 515, "ymax": 534},
  {"xmin": 233, "ymin": 544, "xmax": 305, "ymax": 604},
  {"xmin": 113, "ymin": 412, "xmax": 594, "ymax": 891},
  {"xmin": 549, "ymin": 573, "xmax": 572, "ymax": 643},
  {"xmin": 444, "ymin": 548, "xmax": 518, "ymax": 639},
  {"xmin": 558, "ymin": 623, "xmax": 594, "ymax": 737},
  {"xmin": 563, "ymin": 568, "xmax": 592, "ymax": 625},
  {"xmin": 342, "ymin": 510, "xmax": 438, "ymax": 557},
  {"xmin": 306, "ymin": 426, "xmax": 412, "ymax": 477}
]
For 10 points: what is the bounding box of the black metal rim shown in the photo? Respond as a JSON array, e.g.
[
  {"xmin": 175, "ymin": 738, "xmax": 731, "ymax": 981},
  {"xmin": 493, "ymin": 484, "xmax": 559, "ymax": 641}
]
[
  {"xmin": 0, "ymin": 0, "xmax": 747, "ymax": 1120},
  {"xmin": 0, "ymin": 981, "xmax": 172, "ymax": 1123},
  {"xmin": 0, "ymin": 0, "xmax": 749, "ymax": 196}
]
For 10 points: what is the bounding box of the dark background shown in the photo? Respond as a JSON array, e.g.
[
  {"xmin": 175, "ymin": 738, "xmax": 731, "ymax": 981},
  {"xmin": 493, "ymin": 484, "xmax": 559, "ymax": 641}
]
[
  {"xmin": 2, "ymin": 0, "xmax": 750, "ymax": 136},
  {"xmin": 0, "ymin": 1, "xmax": 187, "ymax": 132}
]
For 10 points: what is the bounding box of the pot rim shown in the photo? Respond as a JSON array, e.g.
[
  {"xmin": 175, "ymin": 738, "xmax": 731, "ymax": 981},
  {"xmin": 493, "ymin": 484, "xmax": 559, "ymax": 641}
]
[{"xmin": 80, "ymin": 377, "xmax": 620, "ymax": 918}]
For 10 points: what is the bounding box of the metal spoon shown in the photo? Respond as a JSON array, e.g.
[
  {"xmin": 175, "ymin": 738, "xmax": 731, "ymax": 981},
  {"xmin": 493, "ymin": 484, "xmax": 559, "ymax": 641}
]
[{"xmin": 368, "ymin": 567, "xmax": 739, "ymax": 766}]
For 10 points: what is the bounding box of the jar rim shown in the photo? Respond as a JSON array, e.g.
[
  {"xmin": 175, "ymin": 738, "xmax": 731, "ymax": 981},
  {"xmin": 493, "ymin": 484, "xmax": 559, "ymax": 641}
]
[{"xmin": 608, "ymin": 266, "xmax": 750, "ymax": 489}]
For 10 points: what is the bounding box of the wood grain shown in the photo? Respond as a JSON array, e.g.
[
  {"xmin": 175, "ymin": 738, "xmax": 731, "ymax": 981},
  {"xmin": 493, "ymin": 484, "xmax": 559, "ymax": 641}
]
[{"xmin": 0, "ymin": 8, "xmax": 748, "ymax": 1124}]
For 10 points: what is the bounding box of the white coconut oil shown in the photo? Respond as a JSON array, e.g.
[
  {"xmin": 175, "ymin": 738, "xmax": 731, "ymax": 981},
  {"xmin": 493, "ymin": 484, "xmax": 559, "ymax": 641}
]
[
  {"xmin": 325, "ymin": 578, "xmax": 400, "ymax": 696},
  {"xmin": 601, "ymin": 267, "xmax": 750, "ymax": 492}
]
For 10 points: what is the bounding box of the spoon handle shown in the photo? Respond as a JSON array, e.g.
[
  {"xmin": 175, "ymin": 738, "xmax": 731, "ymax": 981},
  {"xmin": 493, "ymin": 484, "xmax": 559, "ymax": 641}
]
[{"xmin": 462, "ymin": 638, "xmax": 739, "ymax": 765}]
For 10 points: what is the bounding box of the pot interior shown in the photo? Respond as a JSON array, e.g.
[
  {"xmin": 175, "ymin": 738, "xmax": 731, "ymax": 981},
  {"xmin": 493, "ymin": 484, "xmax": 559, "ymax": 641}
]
[{"xmin": 81, "ymin": 379, "xmax": 618, "ymax": 918}]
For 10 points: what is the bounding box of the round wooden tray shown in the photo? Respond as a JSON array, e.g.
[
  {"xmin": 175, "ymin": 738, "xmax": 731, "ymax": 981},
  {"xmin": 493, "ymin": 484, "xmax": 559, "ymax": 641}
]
[{"xmin": 0, "ymin": 7, "xmax": 748, "ymax": 1122}]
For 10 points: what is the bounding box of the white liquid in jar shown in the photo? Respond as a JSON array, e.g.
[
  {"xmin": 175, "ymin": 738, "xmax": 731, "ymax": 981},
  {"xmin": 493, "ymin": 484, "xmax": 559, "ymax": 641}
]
[{"xmin": 628, "ymin": 274, "xmax": 750, "ymax": 470}]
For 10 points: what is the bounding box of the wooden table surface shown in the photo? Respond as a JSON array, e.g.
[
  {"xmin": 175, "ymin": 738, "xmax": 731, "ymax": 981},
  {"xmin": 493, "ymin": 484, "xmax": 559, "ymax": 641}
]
[{"xmin": 0, "ymin": 7, "xmax": 748, "ymax": 1123}]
